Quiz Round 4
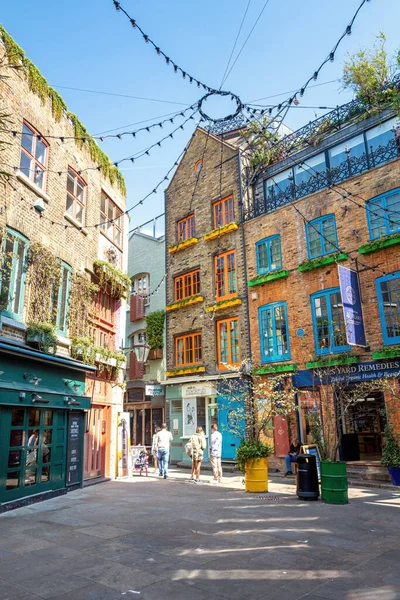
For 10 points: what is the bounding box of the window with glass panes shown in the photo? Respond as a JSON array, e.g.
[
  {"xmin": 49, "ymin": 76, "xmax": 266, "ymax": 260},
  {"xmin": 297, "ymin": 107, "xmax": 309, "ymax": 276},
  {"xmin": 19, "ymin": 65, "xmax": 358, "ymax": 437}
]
[
  {"xmin": 215, "ymin": 250, "xmax": 236, "ymax": 300},
  {"xmin": 376, "ymin": 271, "xmax": 400, "ymax": 345},
  {"xmin": 52, "ymin": 262, "xmax": 71, "ymax": 335},
  {"xmin": 367, "ymin": 189, "xmax": 400, "ymax": 240},
  {"xmin": 217, "ymin": 317, "xmax": 240, "ymax": 369},
  {"xmin": 66, "ymin": 169, "xmax": 86, "ymax": 224},
  {"xmin": 175, "ymin": 333, "xmax": 202, "ymax": 366},
  {"xmin": 306, "ymin": 215, "xmax": 338, "ymax": 259},
  {"xmin": 259, "ymin": 302, "xmax": 290, "ymax": 362},
  {"xmin": 174, "ymin": 270, "xmax": 200, "ymax": 301},
  {"xmin": 177, "ymin": 215, "xmax": 195, "ymax": 242},
  {"xmin": 0, "ymin": 228, "xmax": 29, "ymax": 319},
  {"xmin": 213, "ymin": 195, "xmax": 234, "ymax": 228},
  {"xmin": 256, "ymin": 235, "xmax": 282, "ymax": 274},
  {"xmin": 19, "ymin": 122, "xmax": 48, "ymax": 189},
  {"xmin": 100, "ymin": 191, "xmax": 123, "ymax": 247},
  {"xmin": 311, "ymin": 288, "xmax": 350, "ymax": 354}
]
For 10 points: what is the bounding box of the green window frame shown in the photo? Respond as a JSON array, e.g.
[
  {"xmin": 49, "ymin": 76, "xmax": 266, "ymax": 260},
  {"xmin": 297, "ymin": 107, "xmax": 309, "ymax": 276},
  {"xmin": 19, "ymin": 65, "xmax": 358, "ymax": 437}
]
[
  {"xmin": 0, "ymin": 228, "xmax": 29, "ymax": 320},
  {"xmin": 52, "ymin": 262, "xmax": 72, "ymax": 336}
]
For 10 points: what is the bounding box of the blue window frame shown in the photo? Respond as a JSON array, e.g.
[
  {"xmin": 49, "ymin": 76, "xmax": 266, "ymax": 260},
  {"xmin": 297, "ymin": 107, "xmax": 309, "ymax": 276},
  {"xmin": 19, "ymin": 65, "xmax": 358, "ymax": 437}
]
[
  {"xmin": 367, "ymin": 188, "xmax": 400, "ymax": 240},
  {"xmin": 306, "ymin": 215, "xmax": 338, "ymax": 259},
  {"xmin": 376, "ymin": 271, "xmax": 400, "ymax": 346},
  {"xmin": 256, "ymin": 235, "xmax": 282, "ymax": 274},
  {"xmin": 311, "ymin": 288, "xmax": 350, "ymax": 355},
  {"xmin": 259, "ymin": 301, "xmax": 290, "ymax": 362},
  {"xmin": 0, "ymin": 228, "xmax": 29, "ymax": 320},
  {"xmin": 52, "ymin": 262, "xmax": 72, "ymax": 336}
]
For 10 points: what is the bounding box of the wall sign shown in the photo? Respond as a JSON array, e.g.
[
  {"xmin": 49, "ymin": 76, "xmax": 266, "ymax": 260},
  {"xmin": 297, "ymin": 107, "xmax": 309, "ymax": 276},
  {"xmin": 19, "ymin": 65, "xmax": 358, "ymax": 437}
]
[
  {"xmin": 182, "ymin": 383, "xmax": 216, "ymax": 397},
  {"xmin": 145, "ymin": 384, "xmax": 164, "ymax": 397},
  {"xmin": 293, "ymin": 360, "xmax": 400, "ymax": 387},
  {"xmin": 338, "ymin": 265, "xmax": 367, "ymax": 347},
  {"xmin": 66, "ymin": 413, "xmax": 81, "ymax": 486}
]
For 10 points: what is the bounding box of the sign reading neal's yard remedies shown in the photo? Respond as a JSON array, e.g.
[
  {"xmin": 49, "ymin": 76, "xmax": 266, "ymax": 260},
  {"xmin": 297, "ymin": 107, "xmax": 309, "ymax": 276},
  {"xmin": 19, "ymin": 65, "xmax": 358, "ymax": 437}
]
[
  {"xmin": 293, "ymin": 361, "xmax": 400, "ymax": 387},
  {"xmin": 338, "ymin": 265, "xmax": 367, "ymax": 347},
  {"xmin": 66, "ymin": 413, "xmax": 81, "ymax": 486}
]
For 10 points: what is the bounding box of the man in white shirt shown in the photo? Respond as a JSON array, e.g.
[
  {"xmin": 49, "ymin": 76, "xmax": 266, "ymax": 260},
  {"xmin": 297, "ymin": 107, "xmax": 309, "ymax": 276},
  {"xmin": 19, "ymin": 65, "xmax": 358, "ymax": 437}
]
[
  {"xmin": 210, "ymin": 423, "xmax": 223, "ymax": 483},
  {"xmin": 155, "ymin": 423, "xmax": 173, "ymax": 479}
]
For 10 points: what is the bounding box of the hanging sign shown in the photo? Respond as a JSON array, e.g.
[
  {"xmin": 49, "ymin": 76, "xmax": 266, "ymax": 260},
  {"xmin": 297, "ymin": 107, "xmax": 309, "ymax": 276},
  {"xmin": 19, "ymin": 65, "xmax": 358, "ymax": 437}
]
[
  {"xmin": 145, "ymin": 384, "xmax": 163, "ymax": 397},
  {"xmin": 338, "ymin": 265, "xmax": 367, "ymax": 347}
]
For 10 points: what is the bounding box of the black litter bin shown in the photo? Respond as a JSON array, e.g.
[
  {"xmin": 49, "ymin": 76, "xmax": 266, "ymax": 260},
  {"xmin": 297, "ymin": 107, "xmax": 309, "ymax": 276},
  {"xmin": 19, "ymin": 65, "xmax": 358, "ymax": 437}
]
[{"xmin": 296, "ymin": 454, "xmax": 319, "ymax": 501}]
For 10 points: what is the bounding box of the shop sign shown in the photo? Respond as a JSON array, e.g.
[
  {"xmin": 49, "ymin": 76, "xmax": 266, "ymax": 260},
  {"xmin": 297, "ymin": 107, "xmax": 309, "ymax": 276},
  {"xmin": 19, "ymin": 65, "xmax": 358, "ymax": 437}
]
[
  {"xmin": 66, "ymin": 413, "xmax": 81, "ymax": 486},
  {"xmin": 182, "ymin": 382, "xmax": 216, "ymax": 397},
  {"xmin": 145, "ymin": 384, "xmax": 163, "ymax": 397},
  {"xmin": 293, "ymin": 360, "xmax": 400, "ymax": 387},
  {"xmin": 338, "ymin": 265, "xmax": 367, "ymax": 347},
  {"xmin": 117, "ymin": 412, "xmax": 131, "ymax": 477}
]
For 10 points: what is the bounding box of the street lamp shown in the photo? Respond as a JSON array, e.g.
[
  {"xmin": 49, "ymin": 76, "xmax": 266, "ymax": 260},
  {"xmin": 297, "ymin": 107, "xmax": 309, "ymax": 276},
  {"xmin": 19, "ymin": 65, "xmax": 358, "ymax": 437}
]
[{"xmin": 133, "ymin": 342, "xmax": 151, "ymax": 364}]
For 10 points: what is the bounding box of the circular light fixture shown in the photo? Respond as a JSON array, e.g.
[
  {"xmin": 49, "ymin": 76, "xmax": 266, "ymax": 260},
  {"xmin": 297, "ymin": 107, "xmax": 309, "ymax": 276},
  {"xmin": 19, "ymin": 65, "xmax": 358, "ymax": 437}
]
[{"xmin": 198, "ymin": 90, "xmax": 243, "ymax": 124}]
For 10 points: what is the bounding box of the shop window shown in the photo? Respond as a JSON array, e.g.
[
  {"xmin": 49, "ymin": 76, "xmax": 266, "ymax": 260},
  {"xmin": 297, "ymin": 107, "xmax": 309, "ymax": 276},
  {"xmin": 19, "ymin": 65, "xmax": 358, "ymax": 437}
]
[
  {"xmin": 175, "ymin": 332, "xmax": 202, "ymax": 367},
  {"xmin": 367, "ymin": 188, "xmax": 400, "ymax": 240},
  {"xmin": 183, "ymin": 397, "xmax": 207, "ymax": 437},
  {"xmin": 311, "ymin": 288, "xmax": 350, "ymax": 355},
  {"xmin": 376, "ymin": 271, "xmax": 400, "ymax": 345},
  {"xmin": 19, "ymin": 121, "xmax": 48, "ymax": 190},
  {"xmin": 213, "ymin": 195, "xmax": 234, "ymax": 228},
  {"xmin": 0, "ymin": 227, "xmax": 29, "ymax": 320},
  {"xmin": 259, "ymin": 301, "xmax": 290, "ymax": 362},
  {"xmin": 174, "ymin": 269, "xmax": 200, "ymax": 301},
  {"xmin": 256, "ymin": 235, "xmax": 282, "ymax": 274},
  {"xmin": 100, "ymin": 191, "xmax": 123, "ymax": 248},
  {"xmin": 52, "ymin": 261, "xmax": 71, "ymax": 335},
  {"xmin": 217, "ymin": 317, "xmax": 240, "ymax": 369},
  {"xmin": 177, "ymin": 214, "xmax": 195, "ymax": 242},
  {"xmin": 306, "ymin": 215, "xmax": 338, "ymax": 259},
  {"xmin": 215, "ymin": 250, "xmax": 236, "ymax": 301},
  {"xmin": 66, "ymin": 168, "xmax": 86, "ymax": 224}
]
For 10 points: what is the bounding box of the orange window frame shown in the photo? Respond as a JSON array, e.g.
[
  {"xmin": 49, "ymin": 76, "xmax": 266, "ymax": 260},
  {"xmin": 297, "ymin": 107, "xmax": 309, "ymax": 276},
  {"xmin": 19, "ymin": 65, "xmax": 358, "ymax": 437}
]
[
  {"xmin": 175, "ymin": 333, "xmax": 202, "ymax": 366},
  {"xmin": 214, "ymin": 250, "xmax": 237, "ymax": 301},
  {"xmin": 20, "ymin": 121, "xmax": 49, "ymax": 189},
  {"xmin": 213, "ymin": 195, "xmax": 234, "ymax": 229},
  {"xmin": 177, "ymin": 214, "xmax": 195, "ymax": 242},
  {"xmin": 216, "ymin": 317, "xmax": 240, "ymax": 370},
  {"xmin": 174, "ymin": 269, "xmax": 200, "ymax": 301}
]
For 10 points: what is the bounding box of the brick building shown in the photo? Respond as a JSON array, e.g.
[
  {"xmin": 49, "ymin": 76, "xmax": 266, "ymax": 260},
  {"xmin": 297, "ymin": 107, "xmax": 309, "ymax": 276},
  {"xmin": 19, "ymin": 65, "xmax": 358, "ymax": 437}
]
[
  {"xmin": 0, "ymin": 27, "xmax": 128, "ymax": 509},
  {"xmin": 125, "ymin": 226, "xmax": 166, "ymax": 447},
  {"xmin": 163, "ymin": 126, "xmax": 251, "ymax": 463},
  {"xmin": 244, "ymin": 98, "xmax": 400, "ymax": 463}
]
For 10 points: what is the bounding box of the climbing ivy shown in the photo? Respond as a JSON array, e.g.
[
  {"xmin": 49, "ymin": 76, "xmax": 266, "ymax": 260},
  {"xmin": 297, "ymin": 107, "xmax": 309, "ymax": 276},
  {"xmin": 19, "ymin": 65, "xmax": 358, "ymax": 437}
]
[
  {"xmin": 26, "ymin": 242, "xmax": 61, "ymax": 324},
  {"xmin": 145, "ymin": 310, "xmax": 165, "ymax": 349},
  {"xmin": 68, "ymin": 273, "xmax": 98, "ymax": 339},
  {"xmin": 93, "ymin": 260, "xmax": 130, "ymax": 299},
  {"xmin": 0, "ymin": 26, "xmax": 126, "ymax": 195}
]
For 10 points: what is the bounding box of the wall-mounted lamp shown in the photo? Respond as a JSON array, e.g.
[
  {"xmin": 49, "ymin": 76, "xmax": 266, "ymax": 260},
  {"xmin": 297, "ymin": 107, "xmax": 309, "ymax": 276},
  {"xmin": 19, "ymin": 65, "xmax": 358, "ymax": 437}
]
[
  {"xmin": 24, "ymin": 373, "xmax": 41, "ymax": 386},
  {"xmin": 63, "ymin": 396, "xmax": 81, "ymax": 407},
  {"xmin": 65, "ymin": 380, "xmax": 81, "ymax": 393},
  {"xmin": 32, "ymin": 393, "xmax": 49, "ymax": 404}
]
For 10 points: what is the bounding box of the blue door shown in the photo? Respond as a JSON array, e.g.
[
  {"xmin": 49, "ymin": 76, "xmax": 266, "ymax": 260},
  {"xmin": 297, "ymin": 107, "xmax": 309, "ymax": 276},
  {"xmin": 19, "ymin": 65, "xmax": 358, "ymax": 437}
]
[{"xmin": 217, "ymin": 394, "xmax": 244, "ymax": 460}]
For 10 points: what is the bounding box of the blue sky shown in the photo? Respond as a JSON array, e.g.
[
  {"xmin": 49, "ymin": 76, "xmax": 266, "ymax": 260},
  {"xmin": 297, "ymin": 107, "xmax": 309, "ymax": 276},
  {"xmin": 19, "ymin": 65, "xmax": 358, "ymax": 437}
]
[{"xmin": 2, "ymin": 0, "xmax": 399, "ymax": 235}]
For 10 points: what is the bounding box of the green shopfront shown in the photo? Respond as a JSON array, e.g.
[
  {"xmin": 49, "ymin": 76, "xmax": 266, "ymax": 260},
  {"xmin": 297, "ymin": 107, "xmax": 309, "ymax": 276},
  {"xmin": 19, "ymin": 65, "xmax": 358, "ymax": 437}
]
[{"xmin": 0, "ymin": 341, "xmax": 95, "ymax": 511}]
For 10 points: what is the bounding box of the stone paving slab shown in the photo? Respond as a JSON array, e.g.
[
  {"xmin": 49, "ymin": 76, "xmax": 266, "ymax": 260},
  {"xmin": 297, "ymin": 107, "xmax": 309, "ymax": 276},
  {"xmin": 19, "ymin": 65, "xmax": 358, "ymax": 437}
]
[{"xmin": 0, "ymin": 471, "xmax": 399, "ymax": 600}]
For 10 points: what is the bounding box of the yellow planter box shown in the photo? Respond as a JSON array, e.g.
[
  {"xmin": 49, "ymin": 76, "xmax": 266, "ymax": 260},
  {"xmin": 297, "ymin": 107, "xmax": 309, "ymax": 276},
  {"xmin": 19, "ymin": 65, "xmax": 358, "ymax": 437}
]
[
  {"xmin": 168, "ymin": 237, "xmax": 199, "ymax": 254},
  {"xmin": 206, "ymin": 297, "xmax": 242, "ymax": 312},
  {"xmin": 166, "ymin": 295, "xmax": 204, "ymax": 312},
  {"xmin": 166, "ymin": 366, "xmax": 206, "ymax": 377},
  {"xmin": 203, "ymin": 222, "xmax": 239, "ymax": 241},
  {"xmin": 245, "ymin": 457, "xmax": 268, "ymax": 493}
]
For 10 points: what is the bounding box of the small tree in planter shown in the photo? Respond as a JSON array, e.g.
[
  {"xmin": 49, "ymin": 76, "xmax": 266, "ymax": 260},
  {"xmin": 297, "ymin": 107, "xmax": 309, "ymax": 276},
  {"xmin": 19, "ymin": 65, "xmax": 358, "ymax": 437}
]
[
  {"xmin": 220, "ymin": 360, "xmax": 296, "ymax": 492},
  {"xmin": 381, "ymin": 422, "xmax": 400, "ymax": 486}
]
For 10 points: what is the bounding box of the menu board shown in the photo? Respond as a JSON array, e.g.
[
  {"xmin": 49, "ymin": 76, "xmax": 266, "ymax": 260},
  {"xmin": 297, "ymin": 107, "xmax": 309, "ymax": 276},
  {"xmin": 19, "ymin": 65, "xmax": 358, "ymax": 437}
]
[
  {"xmin": 66, "ymin": 413, "xmax": 81, "ymax": 486},
  {"xmin": 301, "ymin": 444, "xmax": 321, "ymax": 481}
]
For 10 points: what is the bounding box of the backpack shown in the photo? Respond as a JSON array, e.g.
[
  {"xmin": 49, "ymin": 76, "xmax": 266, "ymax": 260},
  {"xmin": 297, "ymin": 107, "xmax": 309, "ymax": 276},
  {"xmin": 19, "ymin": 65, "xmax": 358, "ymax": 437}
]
[{"xmin": 185, "ymin": 442, "xmax": 193, "ymax": 457}]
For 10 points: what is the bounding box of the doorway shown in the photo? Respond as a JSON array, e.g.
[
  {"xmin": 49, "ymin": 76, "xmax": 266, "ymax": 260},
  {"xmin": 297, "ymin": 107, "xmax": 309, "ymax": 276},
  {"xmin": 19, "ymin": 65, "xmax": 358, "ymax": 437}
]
[
  {"xmin": 84, "ymin": 407, "xmax": 107, "ymax": 480},
  {"xmin": 341, "ymin": 391, "xmax": 385, "ymax": 458},
  {"xmin": 130, "ymin": 406, "xmax": 163, "ymax": 448}
]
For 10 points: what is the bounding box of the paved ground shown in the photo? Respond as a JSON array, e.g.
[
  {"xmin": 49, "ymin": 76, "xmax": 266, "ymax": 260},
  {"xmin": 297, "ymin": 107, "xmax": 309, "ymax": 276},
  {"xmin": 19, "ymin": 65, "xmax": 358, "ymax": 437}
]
[{"xmin": 1, "ymin": 469, "xmax": 400, "ymax": 600}]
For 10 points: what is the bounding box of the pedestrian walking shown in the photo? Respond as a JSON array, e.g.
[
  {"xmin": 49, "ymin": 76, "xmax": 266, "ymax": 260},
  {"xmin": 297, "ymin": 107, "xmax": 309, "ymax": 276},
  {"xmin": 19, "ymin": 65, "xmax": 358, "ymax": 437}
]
[
  {"xmin": 189, "ymin": 426, "xmax": 206, "ymax": 483},
  {"xmin": 156, "ymin": 423, "xmax": 173, "ymax": 479},
  {"xmin": 152, "ymin": 426, "xmax": 160, "ymax": 473},
  {"xmin": 210, "ymin": 423, "xmax": 223, "ymax": 483}
]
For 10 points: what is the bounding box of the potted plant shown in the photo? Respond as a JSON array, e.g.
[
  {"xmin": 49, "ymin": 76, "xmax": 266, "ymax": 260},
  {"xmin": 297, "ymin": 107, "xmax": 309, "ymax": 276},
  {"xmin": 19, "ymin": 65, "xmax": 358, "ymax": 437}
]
[
  {"xmin": 381, "ymin": 422, "xmax": 400, "ymax": 486},
  {"xmin": 236, "ymin": 439, "xmax": 273, "ymax": 493},
  {"xmin": 26, "ymin": 322, "xmax": 58, "ymax": 355}
]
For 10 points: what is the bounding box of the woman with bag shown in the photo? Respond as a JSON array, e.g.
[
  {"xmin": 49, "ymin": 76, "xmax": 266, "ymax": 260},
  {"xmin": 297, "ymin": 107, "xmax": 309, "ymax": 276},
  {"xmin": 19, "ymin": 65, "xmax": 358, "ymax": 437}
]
[{"xmin": 189, "ymin": 426, "xmax": 206, "ymax": 483}]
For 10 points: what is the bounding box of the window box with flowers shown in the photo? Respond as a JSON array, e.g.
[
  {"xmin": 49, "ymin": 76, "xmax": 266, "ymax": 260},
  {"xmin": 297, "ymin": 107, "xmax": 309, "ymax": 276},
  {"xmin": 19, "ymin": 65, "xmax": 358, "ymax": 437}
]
[
  {"xmin": 206, "ymin": 297, "xmax": 242, "ymax": 312},
  {"xmin": 298, "ymin": 252, "xmax": 348, "ymax": 273},
  {"xmin": 306, "ymin": 354, "xmax": 360, "ymax": 369},
  {"xmin": 256, "ymin": 363, "xmax": 297, "ymax": 375},
  {"xmin": 203, "ymin": 222, "xmax": 239, "ymax": 242},
  {"xmin": 248, "ymin": 269, "xmax": 289, "ymax": 287},
  {"xmin": 166, "ymin": 366, "xmax": 206, "ymax": 377},
  {"xmin": 168, "ymin": 237, "xmax": 199, "ymax": 254},
  {"xmin": 358, "ymin": 233, "xmax": 400, "ymax": 255},
  {"xmin": 372, "ymin": 347, "xmax": 400, "ymax": 360},
  {"xmin": 93, "ymin": 260, "xmax": 130, "ymax": 299},
  {"xmin": 166, "ymin": 295, "xmax": 204, "ymax": 312}
]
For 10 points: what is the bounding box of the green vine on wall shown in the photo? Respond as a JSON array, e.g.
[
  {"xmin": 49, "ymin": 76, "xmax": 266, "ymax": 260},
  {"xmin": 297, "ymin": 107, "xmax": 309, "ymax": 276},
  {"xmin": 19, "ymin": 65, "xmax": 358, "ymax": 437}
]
[
  {"xmin": 68, "ymin": 273, "xmax": 98, "ymax": 339},
  {"xmin": 93, "ymin": 260, "xmax": 130, "ymax": 299},
  {"xmin": 145, "ymin": 310, "xmax": 165, "ymax": 349},
  {"xmin": 0, "ymin": 26, "xmax": 126, "ymax": 195},
  {"xmin": 27, "ymin": 242, "xmax": 61, "ymax": 324}
]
